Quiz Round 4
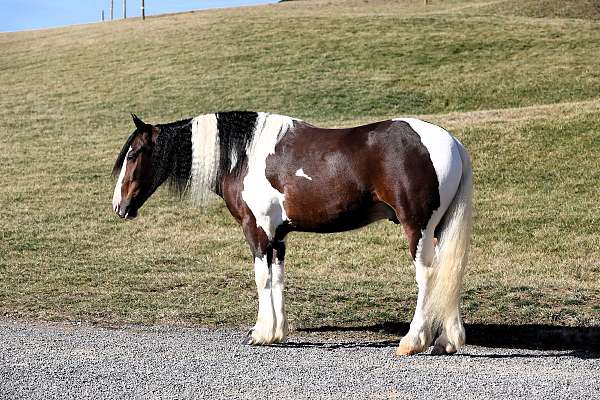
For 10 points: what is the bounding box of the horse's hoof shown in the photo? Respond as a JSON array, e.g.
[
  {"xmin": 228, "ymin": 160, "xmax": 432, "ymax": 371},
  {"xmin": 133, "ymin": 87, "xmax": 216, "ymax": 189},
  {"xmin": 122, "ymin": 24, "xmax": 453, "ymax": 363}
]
[
  {"xmin": 396, "ymin": 334, "xmax": 427, "ymax": 356},
  {"xmin": 431, "ymin": 344, "xmax": 457, "ymax": 355},
  {"xmin": 244, "ymin": 326, "xmax": 277, "ymax": 345},
  {"xmin": 273, "ymin": 326, "xmax": 289, "ymax": 344},
  {"xmin": 432, "ymin": 335, "xmax": 458, "ymax": 355},
  {"xmin": 431, "ymin": 344, "xmax": 447, "ymax": 355},
  {"xmin": 244, "ymin": 328, "xmax": 255, "ymax": 345},
  {"xmin": 395, "ymin": 342, "xmax": 421, "ymax": 356},
  {"xmin": 438, "ymin": 343, "xmax": 457, "ymax": 355},
  {"xmin": 272, "ymin": 336, "xmax": 287, "ymax": 344}
]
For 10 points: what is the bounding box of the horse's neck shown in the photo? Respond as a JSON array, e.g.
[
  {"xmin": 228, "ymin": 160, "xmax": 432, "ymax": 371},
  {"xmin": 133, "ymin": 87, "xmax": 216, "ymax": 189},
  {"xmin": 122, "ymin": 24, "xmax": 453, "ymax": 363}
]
[{"xmin": 155, "ymin": 120, "xmax": 194, "ymax": 195}]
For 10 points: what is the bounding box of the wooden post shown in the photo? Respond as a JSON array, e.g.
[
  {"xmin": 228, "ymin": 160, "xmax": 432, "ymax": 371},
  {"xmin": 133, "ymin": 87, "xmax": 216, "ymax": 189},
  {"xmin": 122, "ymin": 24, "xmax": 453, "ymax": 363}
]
[
  {"xmin": 101, "ymin": 9, "xmax": 105, "ymax": 21},
  {"xmin": 141, "ymin": 0, "xmax": 145, "ymax": 20},
  {"xmin": 110, "ymin": 0, "xmax": 114, "ymax": 20},
  {"xmin": 123, "ymin": 0, "xmax": 127, "ymax": 19},
  {"xmin": 424, "ymin": 0, "xmax": 429, "ymax": 5}
]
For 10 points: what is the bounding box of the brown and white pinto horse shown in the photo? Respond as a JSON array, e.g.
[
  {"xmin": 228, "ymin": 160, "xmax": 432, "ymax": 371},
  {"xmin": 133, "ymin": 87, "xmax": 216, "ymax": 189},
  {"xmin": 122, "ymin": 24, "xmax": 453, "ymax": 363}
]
[{"xmin": 112, "ymin": 112, "xmax": 473, "ymax": 355}]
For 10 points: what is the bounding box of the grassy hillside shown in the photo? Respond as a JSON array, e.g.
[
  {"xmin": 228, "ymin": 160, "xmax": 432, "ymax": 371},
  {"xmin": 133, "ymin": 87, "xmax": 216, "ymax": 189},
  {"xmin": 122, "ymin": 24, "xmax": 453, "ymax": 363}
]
[
  {"xmin": 479, "ymin": 0, "xmax": 600, "ymax": 20},
  {"xmin": 0, "ymin": 0, "xmax": 598, "ymax": 331}
]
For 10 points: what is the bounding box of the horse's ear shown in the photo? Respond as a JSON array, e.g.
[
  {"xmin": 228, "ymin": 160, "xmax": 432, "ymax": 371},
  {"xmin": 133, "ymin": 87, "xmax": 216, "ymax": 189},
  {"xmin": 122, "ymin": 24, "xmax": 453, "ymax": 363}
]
[{"xmin": 131, "ymin": 113, "xmax": 149, "ymax": 131}]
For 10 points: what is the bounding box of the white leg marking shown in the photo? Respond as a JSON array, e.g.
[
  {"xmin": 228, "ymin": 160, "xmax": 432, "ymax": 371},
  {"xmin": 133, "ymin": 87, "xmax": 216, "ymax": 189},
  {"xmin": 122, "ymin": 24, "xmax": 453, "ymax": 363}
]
[
  {"xmin": 241, "ymin": 113, "xmax": 295, "ymax": 240},
  {"xmin": 398, "ymin": 220, "xmax": 446, "ymax": 355},
  {"xmin": 271, "ymin": 256, "xmax": 288, "ymax": 342},
  {"xmin": 249, "ymin": 256, "xmax": 276, "ymax": 345},
  {"xmin": 112, "ymin": 147, "xmax": 130, "ymax": 212},
  {"xmin": 398, "ymin": 230, "xmax": 435, "ymax": 355},
  {"xmin": 294, "ymin": 168, "xmax": 313, "ymax": 181}
]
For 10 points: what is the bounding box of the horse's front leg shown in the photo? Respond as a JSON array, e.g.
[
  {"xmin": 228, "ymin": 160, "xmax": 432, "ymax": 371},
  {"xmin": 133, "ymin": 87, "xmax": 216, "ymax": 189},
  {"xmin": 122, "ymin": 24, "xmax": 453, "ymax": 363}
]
[
  {"xmin": 242, "ymin": 217, "xmax": 279, "ymax": 345},
  {"xmin": 272, "ymin": 240, "xmax": 288, "ymax": 342},
  {"xmin": 249, "ymin": 251, "xmax": 277, "ymax": 345}
]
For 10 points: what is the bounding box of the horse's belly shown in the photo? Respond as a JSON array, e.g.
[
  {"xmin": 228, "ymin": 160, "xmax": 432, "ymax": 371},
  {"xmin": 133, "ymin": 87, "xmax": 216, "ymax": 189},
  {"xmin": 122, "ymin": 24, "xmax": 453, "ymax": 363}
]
[{"xmin": 285, "ymin": 196, "xmax": 396, "ymax": 233}]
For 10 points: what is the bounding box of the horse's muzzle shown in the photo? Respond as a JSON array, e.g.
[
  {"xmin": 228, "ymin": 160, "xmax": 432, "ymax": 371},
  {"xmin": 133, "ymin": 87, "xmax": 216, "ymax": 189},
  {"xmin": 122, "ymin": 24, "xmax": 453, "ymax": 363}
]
[{"xmin": 115, "ymin": 198, "xmax": 138, "ymax": 220}]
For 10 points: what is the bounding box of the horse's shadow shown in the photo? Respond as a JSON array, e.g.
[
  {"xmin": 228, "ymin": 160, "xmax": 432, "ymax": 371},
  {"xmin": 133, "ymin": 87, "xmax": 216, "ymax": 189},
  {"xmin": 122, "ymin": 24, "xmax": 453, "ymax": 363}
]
[{"xmin": 282, "ymin": 322, "xmax": 600, "ymax": 359}]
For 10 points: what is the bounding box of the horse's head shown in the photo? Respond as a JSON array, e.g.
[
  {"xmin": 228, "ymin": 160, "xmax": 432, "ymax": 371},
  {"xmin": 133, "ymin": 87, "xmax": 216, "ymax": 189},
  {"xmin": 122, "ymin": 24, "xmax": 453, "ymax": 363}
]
[{"xmin": 112, "ymin": 114, "xmax": 160, "ymax": 220}]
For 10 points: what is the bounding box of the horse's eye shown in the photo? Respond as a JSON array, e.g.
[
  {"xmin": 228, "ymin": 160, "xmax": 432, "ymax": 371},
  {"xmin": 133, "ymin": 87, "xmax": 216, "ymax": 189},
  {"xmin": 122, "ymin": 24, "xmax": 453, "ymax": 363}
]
[{"xmin": 126, "ymin": 152, "xmax": 136, "ymax": 161}]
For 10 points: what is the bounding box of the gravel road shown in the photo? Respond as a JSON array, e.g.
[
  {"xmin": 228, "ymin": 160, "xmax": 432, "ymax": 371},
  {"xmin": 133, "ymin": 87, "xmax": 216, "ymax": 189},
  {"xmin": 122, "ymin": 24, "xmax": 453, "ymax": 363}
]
[{"xmin": 1, "ymin": 320, "xmax": 598, "ymax": 400}]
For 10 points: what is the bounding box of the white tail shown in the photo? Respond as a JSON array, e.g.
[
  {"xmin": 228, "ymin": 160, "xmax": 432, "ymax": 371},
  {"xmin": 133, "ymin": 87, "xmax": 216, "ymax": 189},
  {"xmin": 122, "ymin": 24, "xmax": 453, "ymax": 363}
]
[{"xmin": 427, "ymin": 138, "xmax": 473, "ymax": 348}]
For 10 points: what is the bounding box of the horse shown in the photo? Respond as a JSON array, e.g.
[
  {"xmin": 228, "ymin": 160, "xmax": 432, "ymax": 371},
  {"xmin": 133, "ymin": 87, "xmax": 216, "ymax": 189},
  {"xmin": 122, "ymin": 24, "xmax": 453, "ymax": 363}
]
[{"xmin": 112, "ymin": 111, "xmax": 473, "ymax": 355}]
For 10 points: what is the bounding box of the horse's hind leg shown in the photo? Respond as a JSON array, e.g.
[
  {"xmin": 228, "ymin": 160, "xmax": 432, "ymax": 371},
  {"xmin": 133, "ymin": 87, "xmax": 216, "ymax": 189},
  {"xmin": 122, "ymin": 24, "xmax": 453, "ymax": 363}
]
[
  {"xmin": 396, "ymin": 218, "xmax": 466, "ymax": 356},
  {"xmin": 396, "ymin": 222, "xmax": 438, "ymax": 356}
]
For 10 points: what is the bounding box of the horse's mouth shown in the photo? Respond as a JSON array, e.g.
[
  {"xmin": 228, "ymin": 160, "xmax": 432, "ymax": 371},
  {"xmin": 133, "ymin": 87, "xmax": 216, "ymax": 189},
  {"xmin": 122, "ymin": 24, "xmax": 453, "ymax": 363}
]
[
  {"xmin": 124, "ymin": 208, "xmax": 138, "ymax": 220},
  {"xmin": 116, "ymin": 202, "xmax": 139, "ymax": 220}
]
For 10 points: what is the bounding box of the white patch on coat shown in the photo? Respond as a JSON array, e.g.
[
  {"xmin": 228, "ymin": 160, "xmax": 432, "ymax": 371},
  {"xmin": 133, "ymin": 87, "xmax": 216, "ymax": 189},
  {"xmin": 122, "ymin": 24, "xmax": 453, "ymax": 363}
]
[
  {"xmin": 271, "ymin": 253, "xmax": 288, "ymax": 342},
  {"xmin": 112, "ymin": 147, "xmax": 131, "ymax": 213},
  {"xmin": 294, "ymin": 168, "xmax": 313, "ymax": 181},
  {"xmin": 241, "ymin": 113, "xmax": 295, "ymax": 240},
  {"xmin": 249, "ymin": 255, "xmax": 276, "ymax": 344},
  {"xmin": 403, "ymin": 226, "xmax": 437, "ymax": 350},
  {"xmin": 189, "ymin": 114, "xmax": 220, "ymax": 205}
]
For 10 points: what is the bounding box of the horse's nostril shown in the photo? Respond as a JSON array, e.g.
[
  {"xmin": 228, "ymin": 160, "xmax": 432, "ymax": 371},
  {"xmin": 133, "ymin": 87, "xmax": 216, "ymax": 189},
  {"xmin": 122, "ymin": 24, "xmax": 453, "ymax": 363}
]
[
  {"xmin": 116, "ymin": 198, "xmax": 132, "ymax": 218},
  {"xmin": 116, "ymin": 203, "xmax": 128, "ymax": 219}
]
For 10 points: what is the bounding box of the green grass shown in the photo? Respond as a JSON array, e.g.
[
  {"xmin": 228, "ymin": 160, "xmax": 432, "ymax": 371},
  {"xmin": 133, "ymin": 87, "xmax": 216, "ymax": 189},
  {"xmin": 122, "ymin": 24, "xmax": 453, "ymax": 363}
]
[
  {"xmin": 479, "ymin": 0, "xmax": 600, "ymax": 20},
  {"xmin": 0, "ymin": 0, "xmax": 598, "ymax": 331}
]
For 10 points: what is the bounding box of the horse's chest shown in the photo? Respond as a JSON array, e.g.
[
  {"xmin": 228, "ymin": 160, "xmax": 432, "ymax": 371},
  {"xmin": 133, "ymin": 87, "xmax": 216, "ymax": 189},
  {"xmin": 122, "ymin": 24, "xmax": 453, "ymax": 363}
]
[
  {"xmin": 240, "ymin": 145, "xmax": 359, "ymax": 238},
  {"xmin": 240, "ymin": 114, "xmax": 293, "ymax": 240},
  {"xmin": 241, "ymin": 171, "xmax": 287, "ymax": 240}
]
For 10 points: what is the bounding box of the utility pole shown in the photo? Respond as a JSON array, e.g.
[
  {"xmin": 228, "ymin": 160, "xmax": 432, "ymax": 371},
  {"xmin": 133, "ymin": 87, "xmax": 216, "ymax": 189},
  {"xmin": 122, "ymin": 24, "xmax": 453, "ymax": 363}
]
[
  {"xmin": 101, "ymin": 9, "xmax": 105, "ymax": 21},
  {"xmin": 123, "ymin": 0, "xmax": 127, "ymax": 19},
  {"xmin": 110, "ymin": 0, "xmax": 114, "ymax": 20},
  {"xmin": 141, "ymin": 0, "xmax": 145, "ymax": 20}
]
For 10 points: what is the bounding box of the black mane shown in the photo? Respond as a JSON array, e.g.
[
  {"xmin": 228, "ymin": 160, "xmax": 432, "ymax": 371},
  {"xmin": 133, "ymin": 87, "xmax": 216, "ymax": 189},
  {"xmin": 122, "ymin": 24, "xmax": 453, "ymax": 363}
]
[
  {"xmin": 113, "ymin": 112, "xmax": 260, "ymax": 200},
  {"xmin": 111, "ymin": 118, "xmax": 193, "ymax": 195},
  {"xmin": 154, "ymin": 118, "xmax": 193, "ymax": 197},
  {"xmin": 215, "ymin": 111, "xmax": 259, "ymax": 195}
]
